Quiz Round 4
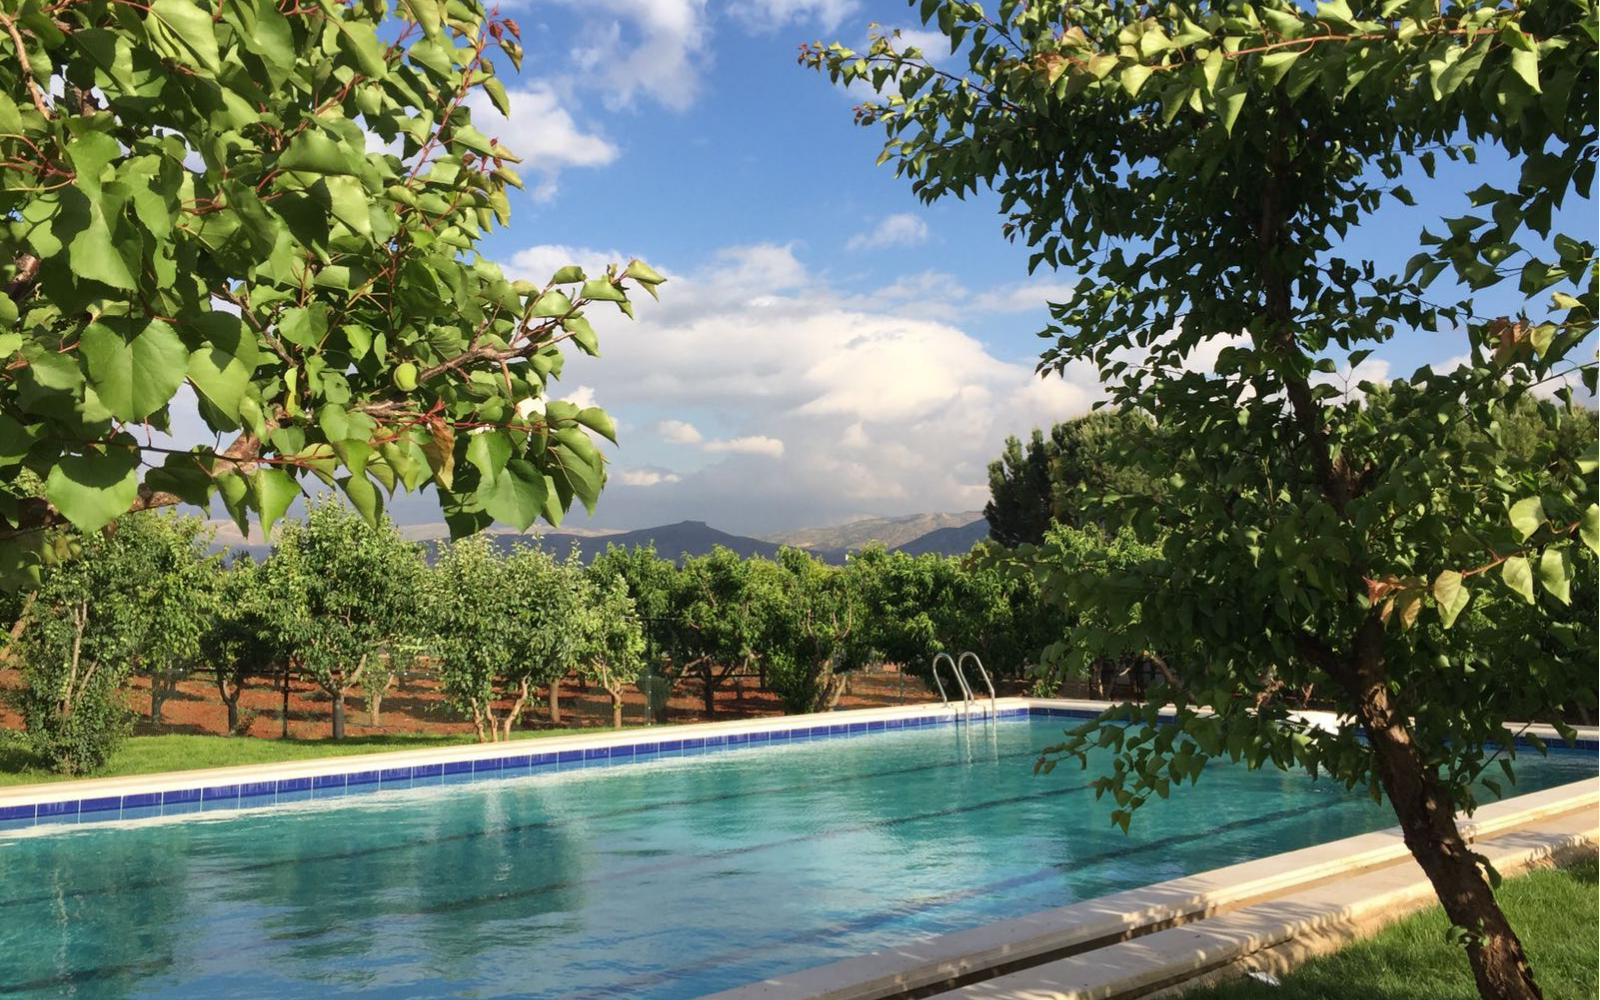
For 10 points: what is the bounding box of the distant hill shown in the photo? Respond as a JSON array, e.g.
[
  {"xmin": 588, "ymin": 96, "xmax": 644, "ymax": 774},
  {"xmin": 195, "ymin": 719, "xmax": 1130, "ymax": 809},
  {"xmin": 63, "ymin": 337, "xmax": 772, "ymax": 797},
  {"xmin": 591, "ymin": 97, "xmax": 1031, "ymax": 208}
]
[
  {"xmin": 761, "ymin": 511, "xmax": 984, "ymax": 553},
  {"xmin": 515, "ymin": 520, "xmax": 783, "ymax": 564},
  {"xmin": 891, "ymin": 517, "xmax": 990, "ymax": 557},
  {"xmin": 213, "ymin": 514, "xmax": 991, "ymax": 566}
]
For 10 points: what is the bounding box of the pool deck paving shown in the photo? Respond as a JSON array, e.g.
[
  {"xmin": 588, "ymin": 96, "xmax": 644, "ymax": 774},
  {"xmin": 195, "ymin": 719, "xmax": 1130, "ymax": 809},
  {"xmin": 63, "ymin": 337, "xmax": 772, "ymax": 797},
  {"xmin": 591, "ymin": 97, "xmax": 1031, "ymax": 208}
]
[{"xmin": 701, "ymin": 776, "xmax": 1598, "ymax": 1000}]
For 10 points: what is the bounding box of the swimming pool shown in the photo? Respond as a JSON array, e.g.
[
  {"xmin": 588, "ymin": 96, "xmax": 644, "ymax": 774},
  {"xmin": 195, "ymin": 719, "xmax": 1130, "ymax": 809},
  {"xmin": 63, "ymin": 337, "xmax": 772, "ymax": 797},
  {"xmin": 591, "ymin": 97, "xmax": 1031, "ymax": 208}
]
[{"xmin": 0, "ymin": 713, "xmax": 1593, "ymax": 1000}]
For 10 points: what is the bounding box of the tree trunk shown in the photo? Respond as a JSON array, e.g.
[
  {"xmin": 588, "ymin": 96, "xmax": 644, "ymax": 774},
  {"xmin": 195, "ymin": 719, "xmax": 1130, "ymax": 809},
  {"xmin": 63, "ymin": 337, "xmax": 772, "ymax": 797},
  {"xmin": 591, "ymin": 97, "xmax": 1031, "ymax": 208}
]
[
  {"xmin": 331, "ymin": 687, "xmax": 346, "ymax": 740},
  {"xmin": 225, "ymin": 695, "xmax": 240, "ymax": 735},
  {"xmin": 368, "ymin": 687, "xmax": 384, "ymax": 727},
  {"xmin": 549, "ymin": 677, "xmax": 562, "ymax": 724},
  {"xmin": 701, "ymin": 667, "xmax": 715, "ymax": 716},
  {"xmin": 1335, "ymin": 622, "xmax": 1542, "ymax": 1000},
  {"xmin": 610, "ymin": 689, "xmax": 623, "ymax": 729},
  {"xmin": 501, "ymin": 679, "xmax": 530, "ymax": 742}
]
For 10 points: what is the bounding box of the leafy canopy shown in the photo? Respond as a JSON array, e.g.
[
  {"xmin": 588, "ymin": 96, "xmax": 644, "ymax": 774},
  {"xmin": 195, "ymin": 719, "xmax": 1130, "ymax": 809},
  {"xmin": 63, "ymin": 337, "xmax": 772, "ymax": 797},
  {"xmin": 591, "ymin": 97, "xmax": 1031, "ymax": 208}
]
[
  {"xmin": 808, "ymin": 0, "xmax": 1596, "ymax": 819},
  {"xmin": 0, "ymin": 0, "xmax": 660, "ymax": 585},
  {"xmin": 808, "ymin": 3, "xmax": 1595, "ymax": 993}
]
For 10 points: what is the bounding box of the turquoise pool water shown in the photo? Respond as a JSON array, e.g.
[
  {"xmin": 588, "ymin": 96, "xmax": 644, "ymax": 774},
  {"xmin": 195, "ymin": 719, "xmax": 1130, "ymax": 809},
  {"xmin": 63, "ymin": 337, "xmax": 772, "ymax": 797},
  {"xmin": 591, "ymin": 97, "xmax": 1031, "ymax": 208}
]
[{"xmin": 0, "ymin": 718, "xmax": 1593, "ymax": 1000}]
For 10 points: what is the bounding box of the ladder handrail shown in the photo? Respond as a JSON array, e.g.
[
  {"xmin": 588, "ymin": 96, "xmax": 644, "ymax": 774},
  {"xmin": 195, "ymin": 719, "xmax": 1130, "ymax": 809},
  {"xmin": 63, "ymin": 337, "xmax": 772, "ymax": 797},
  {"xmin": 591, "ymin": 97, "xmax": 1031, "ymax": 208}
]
[
  {"xmin": 958, "ymin": 651, "xmax": 997, "ymax": 719},
  {"xmin": 931, "ymin": 652, "xmax": 972, "ymax": 713}
]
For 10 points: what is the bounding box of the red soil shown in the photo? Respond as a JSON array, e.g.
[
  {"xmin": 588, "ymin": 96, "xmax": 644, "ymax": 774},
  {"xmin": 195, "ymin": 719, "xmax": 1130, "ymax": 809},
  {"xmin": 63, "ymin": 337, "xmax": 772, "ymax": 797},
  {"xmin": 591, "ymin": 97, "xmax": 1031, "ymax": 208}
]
[{"xmin": 0, "ymin": 664, "xmax": 956, "ymax": 742}]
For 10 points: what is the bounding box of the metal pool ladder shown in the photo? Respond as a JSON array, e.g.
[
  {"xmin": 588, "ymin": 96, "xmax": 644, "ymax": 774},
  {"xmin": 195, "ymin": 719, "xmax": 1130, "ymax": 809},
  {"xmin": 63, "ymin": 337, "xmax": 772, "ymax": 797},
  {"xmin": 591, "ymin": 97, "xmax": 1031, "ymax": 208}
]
[
  {"xmin": 931, "ymin": 651, "xmax": 996, "ymax": 720},
  {"xmin": 931, "ymin": 651, "xmax": 972, "ymax": 717},
  {"xmin": 959, "ymin": 651, "xmax": 998, "ymax": 719}
]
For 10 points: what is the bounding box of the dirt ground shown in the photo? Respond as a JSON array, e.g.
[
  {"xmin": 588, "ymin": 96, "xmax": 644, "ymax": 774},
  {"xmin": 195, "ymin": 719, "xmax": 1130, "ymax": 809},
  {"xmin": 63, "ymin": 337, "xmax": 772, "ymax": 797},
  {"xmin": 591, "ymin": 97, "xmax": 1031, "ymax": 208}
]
[{"xmin": 0, "ymin": 663, "xmax": 972, "ymax": 741}]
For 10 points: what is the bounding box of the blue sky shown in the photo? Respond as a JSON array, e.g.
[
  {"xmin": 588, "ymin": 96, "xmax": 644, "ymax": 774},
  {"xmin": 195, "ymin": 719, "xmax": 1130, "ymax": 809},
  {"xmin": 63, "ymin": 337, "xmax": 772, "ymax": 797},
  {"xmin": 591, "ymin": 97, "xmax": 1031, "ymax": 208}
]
[{"xmin": 364, "ymin": 0, "xmax": 1594, "ymax": 537}]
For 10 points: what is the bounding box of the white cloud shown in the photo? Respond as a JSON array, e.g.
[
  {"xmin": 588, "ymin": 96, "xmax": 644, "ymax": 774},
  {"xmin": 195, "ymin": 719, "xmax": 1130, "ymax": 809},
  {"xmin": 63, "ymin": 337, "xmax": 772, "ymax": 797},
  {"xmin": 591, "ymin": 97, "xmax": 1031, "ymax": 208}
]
[
  {"xmin": 702, "ymin": 435, "xmax": 785, "ymax": 456},
  {"xmin": 563, "ymin": 385, "xmax": 600, "ymax": 409},
  {"xmin": 970, "ymin": 278, "xmax": 1077, "ymax": 314},
  {"xmin": 847, "ymin": 212, "xmax": 929, "ymax": 251},
  {"xmin": 511, "ymin": 241, "xmax": 1103, "ymax": 533},
  {"xmin": 617, "ymin": 467, "xmax": 683, "ymax": 487},
  {"xmin": 463, "ymin": 83, "xmax": 618, "ymax": 200},
  {"xmin": 889, "ymin": 28, "xmax": 951, "ymax": 59},
  {"xmin": 658, "ymin": 419, "xmax": 703, "ymax": 444},
  {"xmin": 731, "ymin": 0, "xmax": 858, "ymax": 31},
  {"xmin": 507, "ymin": 244, "xmax": 635, "ymax": 284},
  {"xmin": 562, "ymin": 0, "xmax": 710, "ymax": 112}
]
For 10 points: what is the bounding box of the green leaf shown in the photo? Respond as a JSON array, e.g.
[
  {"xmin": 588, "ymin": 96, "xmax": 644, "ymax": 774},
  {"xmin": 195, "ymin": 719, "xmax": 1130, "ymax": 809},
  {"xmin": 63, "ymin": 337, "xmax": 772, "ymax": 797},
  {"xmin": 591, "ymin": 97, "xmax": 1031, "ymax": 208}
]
[
  {"xmin": 563, "ymin": 315, "xmax": 600, "ymax": 355},
  {"xmin": 531, "ymin": 290, "xmax": 573, "ymax": 317},
  {"xmin": 575, "ymin": 406, "xmax": 617, "ymax": 444},
  {"xmin": 1258, "ymin": 49, "xmax": 1301, "ymax": 86},
  {"xmin": 1431, "ymin": 569, "xmax": 1463, "ymax": 610},
  {"xmin": 625, "ymin": 260, "xmax": 667, "ymax": 285},
  {"xmin": 45, "ymin": 447, "xmax": 140, "ymax": 533},
  {"xmin": 481, "ymin": 458, "xmax": 548, "ymax": 530},
  {"xmin": 340, "ymin": 473, "xmax": 383, "ymax": 526},
  {"xmin": 60, "ymin": 188, "xmax": 137, "ymax": 289},
  {"xmin": 1537, "ymin": 549, "xmax": 1570, "ymax": 604},
  {"xmin": 333, "ymin": 18, "xmax": 388, "ymax": 79},
  {"xmin": 1580, "ymin": 503, "xmax": 1598, "ymax": 555},
  {"xmin": 1216, "ymin": 83, "xmax": 1247, "ymax": 135},
  {"xmin": 1509, "ymin": 47, "xmax": 1540, "ymax": 93},
  {"xmin": 580, "ymin": 277, "xmax": 626, "ymax": 303},
  {"xmin": 253, "ymin": 467, "xmax": 299, "ymax": 535},
  {"xmin": 279, "ymin": 130, "xmax": 360, "ymax": 176},
  {"xmin": 325, "ymin": 175, "xmax": 373, "ymax": 239},
  {"xmin": 186, "ymin": 313, "xmax": 260, "ymax": 422},
  {"xmin": 79, "ymin": 319, "xmax": 188, "ymax": 422},
  {"xmin": 1500, "ymin": 555, "xmax": 1534, "ymax": 603},
  {"xmin": 483, "ymin": 75, "xmax": 512, "ymax": 116},
  {"xmin": 148, "ymin": 0, "xmax": 222, "ymax": 73},
  {"xmin": 1508, "ymin": 496, "xmax": 1544, "ymax": 541},
  {"xmin": 1438, "ymin": 577, "xmax": 1471, "ymax": 629},
  {"xmin": 1119, "ymin": 63, "xmax": 1153, "ymax": 97},
  {"xmin": 466, "ymin": 428, "xmax": 512, "ymax": 485}
]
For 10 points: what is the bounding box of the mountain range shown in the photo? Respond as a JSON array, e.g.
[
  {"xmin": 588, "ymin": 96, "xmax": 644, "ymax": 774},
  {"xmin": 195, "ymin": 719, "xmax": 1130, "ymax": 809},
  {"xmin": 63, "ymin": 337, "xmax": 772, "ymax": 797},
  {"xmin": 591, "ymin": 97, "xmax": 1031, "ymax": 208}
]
[{"xmin": 214, "ymin": 512, "xmax": 991, "ymax": 565}]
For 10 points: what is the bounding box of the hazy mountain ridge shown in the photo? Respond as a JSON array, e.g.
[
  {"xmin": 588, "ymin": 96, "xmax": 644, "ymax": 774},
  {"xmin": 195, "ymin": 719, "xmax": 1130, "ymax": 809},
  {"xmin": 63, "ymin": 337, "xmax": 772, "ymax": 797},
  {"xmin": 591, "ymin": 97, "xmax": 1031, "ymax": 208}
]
[
  {"xmin": 215, "ymin": 513, "xmax": 991, "ymax": 565},
  {"xmin": 890, "ymin": 518, "xmax": 991, "ymax": 556},
  {"xmin": 760, "ymin": 511, "xmax": 984, "ymax": 552}
]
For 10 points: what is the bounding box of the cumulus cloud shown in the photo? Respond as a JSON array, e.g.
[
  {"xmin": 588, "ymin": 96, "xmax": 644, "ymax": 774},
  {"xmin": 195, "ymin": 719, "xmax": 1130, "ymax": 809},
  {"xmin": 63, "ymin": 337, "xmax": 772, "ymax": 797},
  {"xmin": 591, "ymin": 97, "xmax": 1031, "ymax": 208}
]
[
  {"xmin": 658, "ymin": 419, "xmax": 703, "ymax": 444},
  {"xmin": 510, "ymin": 241, "xmax": 1103, "ymax": 533},
  {"xmin": 702, "ymin": 435, "xmax": 785, "ymax": 456},
  {"xmin": 462, "ymin": 83, "xmax": 618, "ymax": 199},
  {"xmin": 506, "ymin": 244, "xmax": 637, "ymax": 284},
  {"xmin": 846, "ymin": 213, "xmax": 930, "ymax": 251},
  {"xmin": 731, "ymin": 0, "xmax": 858, "ymax": 31},
  {"xmin": 617, "ymin": 467, "xmax": 683, "ymax": 487},
  {"xmin": 562, "ymin": 0, "xmax": 710, "ymax": 111},
  {"xmin": 563, "ymin": 385, "xmax": 600, "ymax": 409}
]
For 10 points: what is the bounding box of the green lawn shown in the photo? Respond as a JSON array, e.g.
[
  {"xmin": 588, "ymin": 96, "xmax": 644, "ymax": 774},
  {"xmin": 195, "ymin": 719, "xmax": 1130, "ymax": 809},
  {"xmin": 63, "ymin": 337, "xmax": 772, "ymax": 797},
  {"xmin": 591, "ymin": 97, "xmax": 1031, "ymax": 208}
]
[
  {"xmin": 0, "ymin": 726, "xmax": 642, "ymax": 788},
  {"xmin": 1182, "ymin": 857, "xmax": 1599, "ymax": 1000}
]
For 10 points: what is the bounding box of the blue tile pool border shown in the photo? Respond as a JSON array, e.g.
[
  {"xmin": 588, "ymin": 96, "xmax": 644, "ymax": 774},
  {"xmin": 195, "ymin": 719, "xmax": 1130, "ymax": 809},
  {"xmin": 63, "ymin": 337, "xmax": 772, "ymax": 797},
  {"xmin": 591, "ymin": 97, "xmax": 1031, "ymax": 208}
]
[{"xmin": 0, "ymin": 703, "xmax": 1591, "ymax": 831}]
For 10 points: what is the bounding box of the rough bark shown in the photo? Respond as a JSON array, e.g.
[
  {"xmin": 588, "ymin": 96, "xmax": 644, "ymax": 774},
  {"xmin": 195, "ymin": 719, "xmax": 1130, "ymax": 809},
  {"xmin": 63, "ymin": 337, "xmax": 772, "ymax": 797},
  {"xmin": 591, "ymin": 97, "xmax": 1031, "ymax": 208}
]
[
  {"xmin": 609, "ymin": 689, "xmax": 623, "ymax": 729},
  {"xmin": 548, "ymin": 676, "xmax": 562, "ymax": 724}
]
